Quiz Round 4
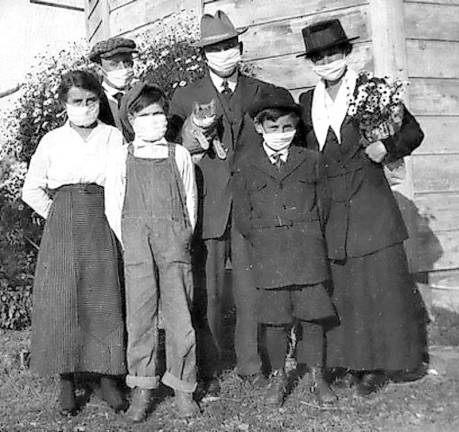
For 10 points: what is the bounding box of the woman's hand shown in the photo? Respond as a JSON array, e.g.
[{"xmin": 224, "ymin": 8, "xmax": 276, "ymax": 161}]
[{"xmin": 365, "ymin": 141, "xmax": 387, "ymax": 163}]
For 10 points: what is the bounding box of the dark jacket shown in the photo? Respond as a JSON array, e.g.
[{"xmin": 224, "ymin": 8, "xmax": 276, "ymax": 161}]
[
  {"xmin": 232, "ymin": 138, "xmax": 330, "ymax": 289},
  {"xmin": 299, "ymin": 90, "xmax": 424, "ymax": 260},
  {"xmin": 99, "ymin": 90, "xmax": 133, "ymax": 142},
  {"xmin": 168, "ymin": 73, "xmax": 277, "ymax": 240}
]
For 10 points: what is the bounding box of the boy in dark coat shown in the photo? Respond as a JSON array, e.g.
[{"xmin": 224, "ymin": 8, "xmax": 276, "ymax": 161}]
[{"xmin": 232, "ymin": 87, "xmax": 336, "ymax": 407}]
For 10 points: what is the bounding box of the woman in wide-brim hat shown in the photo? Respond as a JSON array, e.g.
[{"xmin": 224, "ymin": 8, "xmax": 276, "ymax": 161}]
[{"xmin": 297, "ymin": 19, "xmax": 427, "ymax": 396}]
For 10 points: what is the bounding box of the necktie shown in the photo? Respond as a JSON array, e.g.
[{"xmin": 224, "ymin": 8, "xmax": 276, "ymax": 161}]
[
  {"xmin": 221, "ymin": 80, "xmax": 233, "ymax": 101},
  {"xmin": 113, "ymin": 92, "xmax": 123, "ymax": 109},
  {"xmin": 272, "ymin": 153, "xmax": 284, "ymax": 170}
]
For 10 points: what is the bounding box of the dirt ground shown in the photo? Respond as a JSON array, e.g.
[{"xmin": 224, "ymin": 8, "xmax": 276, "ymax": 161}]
[{"xmin": 1, "ymin": 307, "xmax": 459, "ymax": 432}]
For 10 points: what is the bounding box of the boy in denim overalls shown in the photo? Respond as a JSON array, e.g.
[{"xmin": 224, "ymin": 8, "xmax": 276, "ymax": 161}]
[{"xmin": 105, "ymin": 83, "xmax": 199, "ymax": 422}]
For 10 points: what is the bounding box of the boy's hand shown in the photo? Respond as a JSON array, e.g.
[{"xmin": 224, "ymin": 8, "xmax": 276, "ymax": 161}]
[{"xmin": 365, "ymin": 141, "xmax": 387, "ymax": 163}]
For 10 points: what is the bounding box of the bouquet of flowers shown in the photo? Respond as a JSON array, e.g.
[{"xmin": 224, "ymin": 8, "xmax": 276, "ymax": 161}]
[{"xmin": 347, "ymin": 71, "xmax": 408, "ymax": 185}]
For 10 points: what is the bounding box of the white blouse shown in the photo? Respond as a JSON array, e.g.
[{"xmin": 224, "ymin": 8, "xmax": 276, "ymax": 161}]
[
  {"xmin": 22, "ymin": 121, "xmax": 124, "ymax": 218},
  {"xmin": 104, "ymin": 137, "xmax": 197, "ymax": 245}
]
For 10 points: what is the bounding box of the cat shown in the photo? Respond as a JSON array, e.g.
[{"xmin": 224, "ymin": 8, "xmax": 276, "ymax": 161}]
[{"xmin": 181, "ymin": 99, "xmax": 227, "ymax": 160}]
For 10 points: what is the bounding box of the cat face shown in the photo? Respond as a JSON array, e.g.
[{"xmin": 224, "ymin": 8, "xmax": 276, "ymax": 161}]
[{"xmin": 192, "ymin": 99, "xmax": 217, "ymax": 128}]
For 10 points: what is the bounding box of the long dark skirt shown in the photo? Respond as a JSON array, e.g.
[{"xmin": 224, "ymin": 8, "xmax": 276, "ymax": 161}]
[
  {"xmin": 31, "ymin": 184, "xmax": 126, "ymax": 376},
  {"xmin": 326, "ymin": 243, "xmax": 425, "ymax": 371}
]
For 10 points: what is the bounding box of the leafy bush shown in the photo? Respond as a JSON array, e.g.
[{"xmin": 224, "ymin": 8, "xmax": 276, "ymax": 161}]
[{"xmin": 0, "ymin": 12, "xmax": 207, "ymax": 329}]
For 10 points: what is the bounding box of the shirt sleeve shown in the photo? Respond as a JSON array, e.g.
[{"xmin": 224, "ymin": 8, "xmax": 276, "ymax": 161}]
[
  {"xmin": 104, "ymin": 141, "xmax": 127, "ymax": 245},
  {"xmin": 21, "ymin": 135, "xmax": 53, "ymax": 219},
  {"xmin": 175, "ymin": 145, "xmax": 197, "ymax": 231}
]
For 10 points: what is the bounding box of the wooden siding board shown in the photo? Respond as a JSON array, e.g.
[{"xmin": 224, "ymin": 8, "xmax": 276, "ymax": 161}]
[
  {"xmin": 250, "ymin": 42, "xmax": 373, "ymax": 90},
  {"xmin": 413, "ymin": 154, "xmax": 459, "ymax": 193},
  {"xmin": 415, "ymin": 229, "xmax": 459, "ymax": 272},
  {"xmin": 203, "ymin": 0, "xmax": 368, "ymax": 28},
  {"xmin": 409, "ymin": 78, "xmax": 459, "ymax": 115},
  {"xmin": 242, "ymin": 7, "xmax": 369, "ymax": 60},
  {"xmin": 415, "ymin": 194, "xmax": 459, "ymax": 233},
  {"xmin": 413, "ymin": 116, "xmax": 459, "ymax": 155},
  {"xmin": 405, "ymin": 2, "xmax": 459, "ymax": 41},
  {"xmin": 407, "ymin": 40, "xmax": 459, "ymax": 79}
]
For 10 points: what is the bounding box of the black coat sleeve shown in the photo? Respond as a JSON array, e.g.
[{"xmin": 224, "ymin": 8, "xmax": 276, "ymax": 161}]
[
  {"xmin": 166, "ymin": 89, "xmax": 188, "ymax": 143},
  {"xmin": 383, "ymin": 106, "xmax": 424, "ymax": 163},
  {"xmin": 232, "ymin": 164, "xmax": 253, "ymax": 239}
]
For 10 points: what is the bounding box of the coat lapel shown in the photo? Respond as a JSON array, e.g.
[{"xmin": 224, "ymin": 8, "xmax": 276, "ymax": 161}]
[
  {"xmin": 231, "ymin": 75, "xmax": 258, "ymax": 142},
  {"xmin": 249, "ymin": 143, "xmax": 281, "ymax": 180},
  {"xmin": 279, "ymin": 145, "xmax": 308, "ymax": 181}
]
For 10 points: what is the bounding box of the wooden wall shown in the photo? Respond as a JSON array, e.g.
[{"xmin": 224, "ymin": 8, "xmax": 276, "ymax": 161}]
[
  {"xmin": 403, "ymin": 0, "xmax": 459, "ymax": 271},
  {"xmin": 83, "ymin": 0, "xmax": 459, "ymax": 274}
]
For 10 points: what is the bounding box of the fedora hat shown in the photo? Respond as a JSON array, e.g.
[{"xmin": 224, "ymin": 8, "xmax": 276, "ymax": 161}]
[
  {"xmin": 193, "ymin": 10, "xmax": 248, "ymax": 48},
  {"xmin": 248, "ymin": 87, "xmax": 301, "ymax": 119},
  {"xmin": 296, "ymin": 19, "xmax": 359, "ymax": 58}
]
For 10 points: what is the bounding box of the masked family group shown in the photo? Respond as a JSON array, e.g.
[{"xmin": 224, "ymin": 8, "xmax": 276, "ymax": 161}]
[{"xmin": 21, "ymin": 10, "xmax": 426, "ymax": 423}]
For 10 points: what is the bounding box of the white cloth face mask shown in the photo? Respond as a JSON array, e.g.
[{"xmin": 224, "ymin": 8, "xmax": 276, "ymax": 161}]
[
  {"xmin": 312, "ymin": 58, "xmax": 347, "ymax": 82},
  {"xmin": 104, "ymin": 67, "xmax": 134, "ymax": 89},
  {"xmin": 205, "ymin": 47, "xmax": 241, "ymax": 77},
  {"xmin": 66, "ymin": 101, "xmax": 100, "ymax": 127},
  {"xmin": 133, "ymin": 114, "xmax": 168, "ymax": 142},
  {"xmin": 262, "ymin": 130, "xmax": 296, "ymax": 152}
]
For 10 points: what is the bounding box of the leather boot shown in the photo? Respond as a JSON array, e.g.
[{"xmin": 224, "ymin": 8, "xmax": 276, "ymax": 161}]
[
  {"xmin": 310, "ymin": 367, "xmax": 338, "ymax": 404},
  {"xmin": 125, "ymin": 388, "xmax": 153, "ymax": 423},
  {"xmin": 264, "ymin": 368, "xmax": 287, "ymax": 407},
  {"xmin": 100, "ymin": 375, "xmax": 128, "ymax": 413},
  {"xmin": 356, "ymin": 372, "xmax": 386, "ymax": 397},
  {"xmin": 174, "ymin": 391, "xmax": 200, "ymax": 418},
  {"xmin": 59, "ymin": 373, "xmax": 78, "ymax": 416}
]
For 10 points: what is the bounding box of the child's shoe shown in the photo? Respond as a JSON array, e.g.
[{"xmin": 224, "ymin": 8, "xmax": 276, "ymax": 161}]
[
  {"xmin": 100, "ymin": 375, "xmax": 128, "ymax": 413},
  {"xmin": 59, "ymin": 373, "xmax": 79, "ymax": 416},
  {"xmin": 264, "ymin": 368, "xmax": 287, "ymax": 407},
  {"xmin": 174, "ymin": 390, "xmax": 200, "ymax": 417},
  {"xmin": 125, "ymin": 388, "xmax": 153, "ymax": 423},
  {"xmin": 310, "ymin": 367, "xmax": 338, "ymax": 404}
]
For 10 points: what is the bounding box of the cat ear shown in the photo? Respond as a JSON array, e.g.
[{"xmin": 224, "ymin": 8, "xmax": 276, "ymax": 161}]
[
  {"xmin": 192, "ymin": 101, "xmax": 199, "ymax": 113},
  {"xmin": 210, "ymin": 99, "xmax": 216, "ymax": 110}
]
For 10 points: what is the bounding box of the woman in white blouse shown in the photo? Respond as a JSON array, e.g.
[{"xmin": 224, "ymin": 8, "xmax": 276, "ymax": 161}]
[{"xmin": 22, "ymin": 70, "xmax": 127, "ymax": 416}]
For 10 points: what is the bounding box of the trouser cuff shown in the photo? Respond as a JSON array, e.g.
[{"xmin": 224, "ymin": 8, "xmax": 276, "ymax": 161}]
[
  {"xmin": 162, "ymin": 371, "xmax": 197, "ymax": 393},
  {"xmin": 126, "ymin": 374, "xmax": 160, "ymax": 389}
]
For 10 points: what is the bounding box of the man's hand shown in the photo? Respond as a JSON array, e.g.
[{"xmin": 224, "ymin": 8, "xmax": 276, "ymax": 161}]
[{"xmin": 365, "ymin": 141, "xmax": 387, "ymax": 163}]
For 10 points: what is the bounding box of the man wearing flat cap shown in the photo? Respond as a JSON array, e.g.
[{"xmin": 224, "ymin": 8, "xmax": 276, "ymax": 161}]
[
  {"xmin": 169, "ymin": 10, "xmax": 283, "ymax": 395},
  {"xmin": 89, "ymin": 37, "xmax": 138, "ymax": 141}
]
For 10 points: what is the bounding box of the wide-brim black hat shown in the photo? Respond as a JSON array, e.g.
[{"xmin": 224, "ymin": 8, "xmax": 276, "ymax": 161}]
[
  {"xmin": 193, "ymin": 10, "xmax": 248, "ymax": 48},
  {"xmin": 248, "ymin": 87, "xmax": 301, "ymax": 119},
  {"xmin": 296, "ymin": 19, "xmax": 359, "ymax": 58}
]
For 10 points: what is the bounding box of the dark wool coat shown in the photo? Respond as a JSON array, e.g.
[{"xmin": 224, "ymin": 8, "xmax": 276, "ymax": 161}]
[
  {"xmin": 168, "ymin": 73, "xmax": 276, "ymax": 240},
  {"xmin": 99, "ymin": 90, "xmax": 133, "ymax": 142},
  {"xmin": 232, "ymin": 138, "xmax": 330, "ymax": 289},
  {"xmin": 299, "ymin": 90, "xmax": 424, "ymax": 260}
]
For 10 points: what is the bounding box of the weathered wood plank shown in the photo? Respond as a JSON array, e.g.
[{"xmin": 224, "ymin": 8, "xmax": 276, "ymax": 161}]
[
  {"xmin": 405, "ymin": 0, "xmax": 459, "ymax": 6},
  {"xmin": 414, "ymin": 193, "xmax": 459, "ymax": 233},
  {"xmin": 87, "ymin": 0, "xmax": 104, "ymax": 40},
  {"xmin": 415, "ymin": 229, "xmax": 459, "ymax": 272},
  {"xmin": 409, "ymin": 78, "xmax": 459, "ymax": 115},
  {"xmin": 250, "ymin": 43, "xmax": 373, "ymax": 90},
  {"xmin": 407, "ymin": 40, "xmax": 459, "ymax": 79},
  {"xmin": 242, "ymin": 6, "xmax": 369, "ymax": 60},
  {"xmin": 405, "ymin": 2, "xmax": 459, "ymax": 41},
  {"xmin": 109, "ymin": 0, "xmax": 133, "ymax": 11},
  {"xmin": 204, "ymin": 0, "xmax": 368, "ymax": 28},
  {"xmin": 412, "ymin": 154, "xmax": 459, "ymax": 193},
  {"xmin": 110, "ymin": 0, "xmax": 196, "ymax": 35},
  {"xmin": 413, "ymin": 116, "xmax": 459, "ymax": 155}
]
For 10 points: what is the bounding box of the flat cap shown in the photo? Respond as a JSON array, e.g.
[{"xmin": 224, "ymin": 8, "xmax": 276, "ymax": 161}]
[
  {"xmin": 248, "ymin": 87, "xmax": 301, "ymax": 119},
  {"xmin": 89, "ymin": 37, "xmax": 138, "ymax": 63}
]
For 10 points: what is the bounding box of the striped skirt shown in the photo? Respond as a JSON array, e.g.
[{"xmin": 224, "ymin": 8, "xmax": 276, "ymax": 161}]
[{"xmin": 31, "ymin": 184, "xmax": 126, "ymax": 376}]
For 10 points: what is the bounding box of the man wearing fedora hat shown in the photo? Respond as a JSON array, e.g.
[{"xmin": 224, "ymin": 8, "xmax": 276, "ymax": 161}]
[
  {"xmin": 298, "ymin": 19, "xmax": 425, "ymax": 396},
  {"xmin": 168, "ymin": 10, "xmax": 280, "ymax": 394},
  {"xmin": 89, "ymin": 37, "xmax": 138, "ymax": 141}
]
